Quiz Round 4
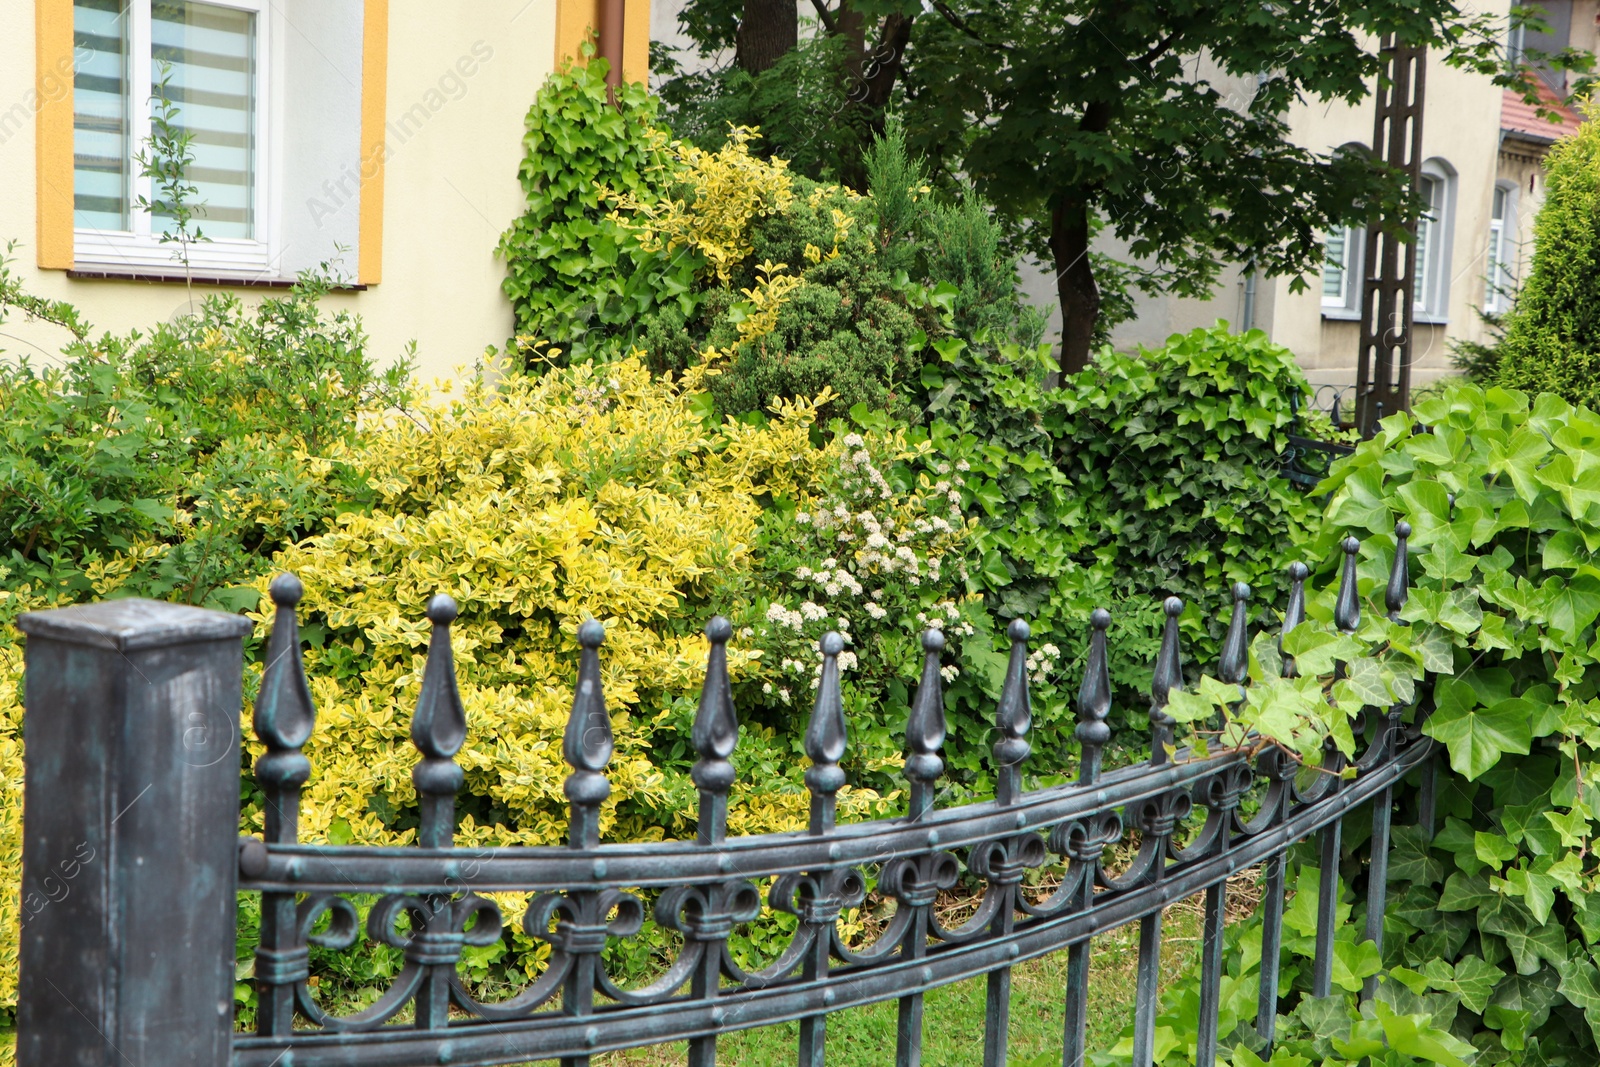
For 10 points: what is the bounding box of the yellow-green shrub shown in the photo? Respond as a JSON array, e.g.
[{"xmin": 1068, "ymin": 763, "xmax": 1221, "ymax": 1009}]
[{"xmin": 249, "ymin": 356, "xmax": 893, "ymax": 851}]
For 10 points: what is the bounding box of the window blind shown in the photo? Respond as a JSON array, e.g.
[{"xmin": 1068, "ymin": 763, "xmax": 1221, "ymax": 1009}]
[
  {"xmin": 73, "ymin": 0, "xmax": 131, "ymax": 231},
  {"xmin": 150, "ymin": 1, "xmax": 256, "ymax": 239}
]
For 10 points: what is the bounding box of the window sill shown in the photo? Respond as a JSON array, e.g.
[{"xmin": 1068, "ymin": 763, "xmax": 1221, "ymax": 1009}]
[
  {"xmin": 1320, "ymin": 307, "xmax": 1362, "ymax": 321},
  {"xmin": 65, "ymin": 267, "xmax": 366, "ymax": 291},
  {"xmin": 1321, "ymin": 308, "xmax": 1450, "ymax": 326}
]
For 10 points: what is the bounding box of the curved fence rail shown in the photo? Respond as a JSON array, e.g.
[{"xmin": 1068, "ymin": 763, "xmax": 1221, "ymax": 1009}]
[{"xmin": 15, "ymin": 526, "xmax": 1432, "ymax": 1067}]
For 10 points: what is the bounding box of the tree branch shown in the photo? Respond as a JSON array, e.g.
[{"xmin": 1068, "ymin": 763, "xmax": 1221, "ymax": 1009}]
[
  {"xmin": 929, "ymin": 0, "xmax": 1009, "ymax": 52},
  {"xmin": 807, "ymin": 0, "xmax": 838, "ymax": 35}
]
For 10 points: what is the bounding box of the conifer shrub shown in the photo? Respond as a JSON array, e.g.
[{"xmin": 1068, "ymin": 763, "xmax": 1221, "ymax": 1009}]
[{"xmin": 1496, "ymin": 111, "xmax": 1600, "ymax": 403}]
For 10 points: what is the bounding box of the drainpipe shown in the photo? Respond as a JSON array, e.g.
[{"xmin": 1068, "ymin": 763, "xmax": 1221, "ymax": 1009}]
[
  {"xmin": 599, "ymin": 0, "xmax": 625, "ymax": 101},
  {"xmin": 1240, "ymin": 264, "xmax": 1257, "ymax": 333}
]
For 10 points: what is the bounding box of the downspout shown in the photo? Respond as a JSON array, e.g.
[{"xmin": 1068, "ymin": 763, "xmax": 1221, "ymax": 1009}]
[
  {"xmin": 599, "ymin": 0, "xmax": 626, "ymax": 101},
  {"xmin": 1240, "ymin": 264, "xmax": 1257, "ymax": 333}
]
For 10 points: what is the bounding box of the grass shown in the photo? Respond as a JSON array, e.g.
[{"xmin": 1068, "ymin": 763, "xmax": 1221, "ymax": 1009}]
[{"xmin": 593, "ymin": 878, "xmax": 1254, "ymax": 1067}]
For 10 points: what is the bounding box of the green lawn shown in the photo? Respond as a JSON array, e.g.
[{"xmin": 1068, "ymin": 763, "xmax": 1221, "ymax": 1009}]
[{"xmin": 596, "ymin": 896, "xmax": 1215, "ymax": 1066}]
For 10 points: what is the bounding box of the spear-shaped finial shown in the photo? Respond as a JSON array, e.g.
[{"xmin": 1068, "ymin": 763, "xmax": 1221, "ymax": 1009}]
[
  {"xmin": 1219, "ymin": 582, "xmax": 1252, "ymax": 687},
  {"xmin": 1334, "ymin": 536, "xmax": 1362, "ymax": 633},
  {"xmin": 1387, "ymin": 521, "xmax": 1412, "ymax": 622},
  {"xmin": 1149, "ymin": 597, "xmax": 1184, "ymax": 766},
  {"xmin": 1280, "ymin": 563, "xmax": 1310, "ymax": 679},
  {"xmin": 1076, "ymin": 609, "xmax": 1112, "ymax": 786},
  {"xmin": 412, "ymin": 595, "xmax": 467, "ymax": 849},
  {"xmin": 804, "ymin": 632, "xmax": 847, "ymax": 835},
  {"xmin": 692, "ymin": 617, "xmax": 739, "ymax": 846},
  {"xmin": 564, "ymin": 619, "xmax": 611, "ymax": 849},
  {"xmin": 905, "ymin": 629, "xmax": 948, "ymax": 820},
  {"xmin": 255, "ymin": 573, "xmax": 316, "ymax": 843},
  {"xmin": 994, "ymin": 619, "xmax": 1033, "ymax": 806}
]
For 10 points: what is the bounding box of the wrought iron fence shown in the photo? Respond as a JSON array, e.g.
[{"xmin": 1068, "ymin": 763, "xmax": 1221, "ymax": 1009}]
[{"xmin": 15, "ymin": 526, "xmax": 1432, "ymax": 1067}]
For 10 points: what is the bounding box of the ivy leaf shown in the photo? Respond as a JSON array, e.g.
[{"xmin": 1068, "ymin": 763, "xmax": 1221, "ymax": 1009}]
[
  {"xmin": 1554, "ymin": 955, "xmax": 1600, "ymax": 1044},
  {"xmin": 1372, "ymin": 1000, "xmax": 1476, "ymax": 1067},
  {"xmin": 1425, "ymin": 676, "xmax": 1532, "ymax": 780},
  {"xmin": 1421, "ymin": 955, "xmax": 1503, "ymax": 1013},
  {"xmin": 1544, "ymin": 803, "xmax": 1592, "ymax": 849},
  {"xmin": 1388, "ymin": 826, "xmax": 1444, "ymax": 886},
  {"xmin": 1474, "ymin": 831, "xmax": 1519, "ymax": 868},
  {"xmin": 1438, "ymin": 872, "xmax": 1495, "ymax": 912},
  {"xmin": 1479, "ymin": 896, "xmax": 1567, "ymax": 974},
  {"xmin": 1330, "ymin": 937, "xmax": 1382, "ymax": 992},
  {"xmin": 1485, "ymin": 1005, "xmax": 1531, "ymax": 1051},
  {"xmin": 1491, "ymin": 967, "xmax": 1562, "ymax": 1030},
  {"xmin": 1540, "ymin": 573, "xmax": 1600, "ymax": 642}
]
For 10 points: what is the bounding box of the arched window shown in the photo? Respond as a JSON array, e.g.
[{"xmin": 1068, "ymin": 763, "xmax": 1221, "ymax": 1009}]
[
  {"xmin": 1413, "ymin": 158, "xmax": 1457, "ymax": 322},
  {"xmin": 1485, "ymin": 180, "xmax": 1520, "ymax": 314}
]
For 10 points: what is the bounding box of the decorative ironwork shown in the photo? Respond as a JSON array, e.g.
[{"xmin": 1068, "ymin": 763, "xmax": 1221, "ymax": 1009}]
[
  {"xmin": 208, "ymin": 529, "xmax": 1434, "ymax": 1067},
  {"xmin": 1355, "ymin": 36, "xmax": 1428, "ymax": 434}
]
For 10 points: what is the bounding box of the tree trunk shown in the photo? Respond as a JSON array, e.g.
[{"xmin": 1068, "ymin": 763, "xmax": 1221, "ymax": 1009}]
[
  {"xmin": 1050, "ymin": 192, "xmax": 1100, "ymax": 378},
  {"xmin": 736, "ymin": 0, "xmax": 798, "ymax": 75}
]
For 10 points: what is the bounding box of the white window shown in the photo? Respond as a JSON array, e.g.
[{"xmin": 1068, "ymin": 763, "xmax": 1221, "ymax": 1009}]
[
  {"xmin": 73, "ymin": 0, "xmax": 270, "ymax": 275},
  {"xmin": 1485, "ymin": 182, "xmax": 1518, "ymax": 314},
  {"xmin": 1412, "ymin": 160, "xmax": 1456, "ymax": 322},
  {"xmin": 1321, "ymin": 224, "xmax": 1364, "ymax": 318},
  {"xmin": 1322, "ymin": 226, "xmax": 1353, "ymax": 306}
]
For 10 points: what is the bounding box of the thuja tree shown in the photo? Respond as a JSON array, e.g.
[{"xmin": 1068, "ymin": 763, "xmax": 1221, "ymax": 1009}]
[{"xmin": 1496, "ymin": 108, "xmax": 1600, "ymax": 405}]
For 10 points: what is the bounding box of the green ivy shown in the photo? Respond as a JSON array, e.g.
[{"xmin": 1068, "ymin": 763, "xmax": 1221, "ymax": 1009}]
[{"xmin": 495, "ymin": 51, "xmax": 679, "ymax": 362}]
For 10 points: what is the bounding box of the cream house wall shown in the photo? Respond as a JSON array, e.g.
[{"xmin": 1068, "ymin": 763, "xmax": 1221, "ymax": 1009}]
[
  {"xmin": 0, "ymin": 0, "xmax": 625, "ymax": 384},
  {"xmin": 1088, "ymin": 6, "xmax": 1516, "ymax": 391}
]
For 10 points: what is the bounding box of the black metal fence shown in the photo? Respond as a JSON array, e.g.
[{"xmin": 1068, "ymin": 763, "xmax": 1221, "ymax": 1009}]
[{"xmin": 14, "ymin": 526, "xmax": 1431, "ymax": 1067}]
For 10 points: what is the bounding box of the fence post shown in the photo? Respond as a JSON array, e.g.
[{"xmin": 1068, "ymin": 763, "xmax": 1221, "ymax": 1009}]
[{"xmin": 15, "ymin": 598, "xmax": 252, "ymax": 1067}]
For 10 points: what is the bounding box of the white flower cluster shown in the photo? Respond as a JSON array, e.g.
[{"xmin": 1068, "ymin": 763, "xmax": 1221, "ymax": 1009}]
[
  {"xmin": 915, "ymin": 601, "xmax": 975, "ymax": 638},
  {"xmin": 766, "ymin": 602, "xmax": 805, "ymax": 629},
  {"xmin": 1025, "ymin": 643, "xmax": 1062, "ymax": 685}
]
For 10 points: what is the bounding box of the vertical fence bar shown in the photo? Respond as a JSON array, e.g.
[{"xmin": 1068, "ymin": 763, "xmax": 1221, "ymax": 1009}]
[
  {"xmin": 253, "ymin": 575, "xmax": 319, "ymax": 1036},
  {"xmin": 983, "ymin": 620, "xmax": 1033, "ymax": 1067},
  {"xmin": 1259, "ymin": 563, "xmax": 1308, "ymax": 1048},
  {"xmin": 689, "ymin": 618, "xmax": 740, "ymax": 1067},
  {"xmin": 1314, "ymin": 538, "xmax": 1363, "ymax": 997},
  {"xmin": 1196, "ymin": 585, "xmax": 1250, "ymax": 1067},
  {"xmin": 1062, "ymin": 609, "xmax": 1111, "ymax": 1067},
  {"xmin": 410, "ymin": 595, "xmax": 468, "ymax": 1030},
  {"xmin": 1359, "ymin": 521, "xmax": 1410, "ymax": 1001},
  {"xmin": 897, "ymin": 630, "xmax": 948, "ymax": 1067},
  {"xmin": 16, "ymin": 596, "xmax": 251, "ymax": 1067},
  {"xmin": 562, "ymin": 619, "xmax": 612, "ymax": 1067},
  {"xmin": 1133, "ymin": 599, "xmax": 1184, "ymax": 1067},
  {"xmin": 799, "ymin": 633, "xmax": 846, "ymax": 1067}
]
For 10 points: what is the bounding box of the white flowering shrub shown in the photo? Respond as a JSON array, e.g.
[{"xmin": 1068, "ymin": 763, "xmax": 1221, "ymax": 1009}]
[{"xmin": 743, "ymin": 424, "xmax": 1066, "ymax": 797}]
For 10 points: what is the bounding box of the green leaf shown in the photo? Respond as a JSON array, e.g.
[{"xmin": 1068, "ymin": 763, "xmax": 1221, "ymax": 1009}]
[
  {"xmin": 1474, "ymin": 831, "xmax": 1519, "ymax": 867},
  {"xmin": 1479, "ymin": 896, "xmax": 1567, "ymax": 974},
  {"xmin": 1424, "ymin": 676, "xmax": 1532, "ymax": 780},
  {"xmin": 1372, "ymin": 1000, "xmax": 1476, "ymax": 1067},
  {"xmin": 1421, "ymin": 955, "xmax": 1503, "ymax": 1013},
  {"xmin": 1438, "ymin": 871, "xmax": 1495, "ymax": 911},
  {"xmin": 1330, "ymin": 937, "xmax": 1381, "ymax": 992}
]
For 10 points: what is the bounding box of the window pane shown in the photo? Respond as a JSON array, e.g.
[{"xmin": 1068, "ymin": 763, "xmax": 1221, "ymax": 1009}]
[
  {"xmin": 74, "ymin": 0, "xmax": 131, "ymax": 231},
  {"xmin": 1414, "ymin": 177, "xmax": 1437, "ymax": 312},
  {"xmin": 1322, "ymin": 227, "xmax": 1347, "ymax": 302},
  {"xmin": 150, "ymin": 1, "xmax": 256, "ymax": 239}
]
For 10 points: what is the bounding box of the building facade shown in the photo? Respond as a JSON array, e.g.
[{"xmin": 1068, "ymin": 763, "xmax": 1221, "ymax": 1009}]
[
  {"xmin": 1088, "ymin": 0, "xmax": 1594, "ymax": 395},
  {"xmin": 2, "ymin": 0, "xmax": 650, "ymax": 383}
]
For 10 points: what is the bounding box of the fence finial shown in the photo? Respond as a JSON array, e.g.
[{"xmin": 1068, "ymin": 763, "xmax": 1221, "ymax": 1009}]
[
  {"xmin": 1280, "ymin": 562, "xmax": 1310, "ymax": 679},
  {"xmin": 1387, "ymin": 521, "xmax": 1412, "ymax": 621},
  {"xmin": 564, "ymin": 619, "xmax": 612, "ymax": 849},
  {"xmin": 1334, "ymin": 535, "xmax": 1362, "ymax": 633},
  {"xmin": 411, "ymin": 595, "xmax": 466, "ymax": 849},
  {"xmin": 1076, "ymin": 609, "xmax": 1112, "ymax": 785},
  {"xmin": 692, "ymin": 616, "xmax": 739, "ymax": 845},
  {"xmin": 1219, "ymin": 582, "xmax": 1252, "ymax": 687},
  {"xmin": 804, "ymin": 632, "xmax": 847, "ymax": 835},
  {"xmin": 255, "ymin": 573, "xmax": 315, "ymax": 843},
  {"xmin": 995, "ymin": 618, "xmax": 1033, "ymax": 806},
  {"xmin": 1149, "ymin": 597, "xmax": 1183, "ymax": 766},
  {"xmin": 905, "ymin": 628, "xmax": 948, "ymax": 819}
]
